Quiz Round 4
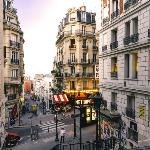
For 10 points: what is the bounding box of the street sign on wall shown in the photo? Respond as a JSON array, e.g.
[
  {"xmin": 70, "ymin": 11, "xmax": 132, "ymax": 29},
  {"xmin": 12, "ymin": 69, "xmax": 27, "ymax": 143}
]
[{"xmin": 95, "ymin": 65, "xmax": 99, "ymax": 79}]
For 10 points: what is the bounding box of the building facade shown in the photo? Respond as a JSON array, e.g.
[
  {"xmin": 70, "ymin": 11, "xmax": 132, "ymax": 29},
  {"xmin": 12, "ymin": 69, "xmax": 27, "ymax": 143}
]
[
  {"xmin": 0, "ymin": 0, "xmax": 5, "ymax": 148},
  {"xmin": 3, "ymin": 0, "xmax": 24, "ymax": 124},
  {"xmin": 53, "ymin": 6, "xmax": 99, "ymax": 98},
  {"xmin": 99, "ymin": 0, "xmax": 150, "ymax": 148}
]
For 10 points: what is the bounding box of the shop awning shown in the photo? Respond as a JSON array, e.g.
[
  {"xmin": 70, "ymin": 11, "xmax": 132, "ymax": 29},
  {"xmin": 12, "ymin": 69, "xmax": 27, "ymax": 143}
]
[{"xmin": 52, "ymin": 94, "xmax": 69, "ymax": 103}]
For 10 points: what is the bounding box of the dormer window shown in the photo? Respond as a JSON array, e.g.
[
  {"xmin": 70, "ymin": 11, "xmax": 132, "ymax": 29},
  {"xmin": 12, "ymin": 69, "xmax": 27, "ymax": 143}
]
[{"xmin": 70, "ymin": 12, "xmax": 76, "ymax": 21}]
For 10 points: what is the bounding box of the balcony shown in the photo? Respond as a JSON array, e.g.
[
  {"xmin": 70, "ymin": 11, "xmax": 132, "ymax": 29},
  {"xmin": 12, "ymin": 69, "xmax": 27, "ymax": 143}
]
[
  {"xmin": 69, "ymin": 45, "xmax": 76, "ymax": 49},
  {"xmin": 126, "ymin": 107, "xmax": 135, "ymax": 119},
  {"xmin": 81, "ymin": 59, "xmax": 90, "ymax": 64},
  {"xmin": 102, "ymin": 45, "xmax": 107, "ymax": 52},
  {"xmin": 110, "ymin": 41, "xmax": 118, "ymax": 50},
  {"xmin": 55, "ymin": 73, "xmax": 63, "ymax": 78},
  {"xmin": 56, "ymin": 61, "xmax": 63, "ymax": 67},
  {"xmin": 82, "ymin": 73, "xmax": 94, "ymax": 78},
  {"xmin": 103, "ymin": 17, "xmax": 109, "ymax": 25},
  {"xmin": 75, "ymin": 30, "xmax": 95, "ymax": 37},
  {"xmin": 82, "ymin": 45, "xmax": 88, "ymax": 50},
  {"xmin": 124, "ymin": 0, "xmax": 139, "ymax": 11},
  {"xmin": 10, "ymin": 40, "xmax": 20, "ymax": 48},
  {"xmin": 93, "ymin": 45, "xmax": 98, "ymax": 51},
  {"xmin": 124, "ymin": 36, "xmax": 131, "ymax": 45},
  {"xmin": 111, "ymin": 72, "xmax": 118, "ymax": 78},
  {"xmin": 68, "ymin": 59, "xmax": 78, "ymax": 65},
  {"xmin": 127, "ymin": 127, "xmax": 138, "ymax": 143},
  {"xmin": 130, "ymin": 33, "xmax": 139, "ymax": 43},
  {"xmin": 11, "ymin": 59, "xmax": 19, "ymax": 65},
  {"xmin": 111, "ymin": 102, "xmax": 117, "ymax": 111},
  {"xmin": 92, "ymin": 59, "xmax": 98, "ymax": 64},
  {"xmin": 148, "ymin": 29, "xmax": 150, "ymax": 38},
  {"xmin": 7, "ymin": 94, "xmax": 17, "ymax": 101},
  {"xmin": 56, "ymin": 32, "xmax": 64, "ymax": 45},
  {"xmin": 111, "ymin": 9, "xmax": 120, "ymax": 20}
]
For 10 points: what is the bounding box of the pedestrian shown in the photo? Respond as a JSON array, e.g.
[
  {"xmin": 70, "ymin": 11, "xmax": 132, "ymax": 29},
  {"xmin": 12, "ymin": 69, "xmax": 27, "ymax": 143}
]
[{"xmin": 60, "ymin": 127, "xmax": 66, "ymax": 143}]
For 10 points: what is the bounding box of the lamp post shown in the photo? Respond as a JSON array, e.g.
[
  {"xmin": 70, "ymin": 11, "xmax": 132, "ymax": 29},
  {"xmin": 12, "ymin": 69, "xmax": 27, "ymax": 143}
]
[{"xmin": 55, "ymin": 110, "xmax": 59, "ymax": 141}]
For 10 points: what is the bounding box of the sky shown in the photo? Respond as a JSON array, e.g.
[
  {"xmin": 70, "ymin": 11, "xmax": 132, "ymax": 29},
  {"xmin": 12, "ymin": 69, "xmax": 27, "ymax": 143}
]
[{"xmin": 13, "ymin": 0, "xmax": 101, "ymax": 79}]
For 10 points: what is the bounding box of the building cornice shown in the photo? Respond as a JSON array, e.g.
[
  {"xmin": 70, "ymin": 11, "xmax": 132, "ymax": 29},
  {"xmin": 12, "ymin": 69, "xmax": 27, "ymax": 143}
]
[
  {"xmin": 99, "ymin": 39, "xmax": 150, "ymax": 58},
  {"xmin": 100, "ymin": 83, "xmax": 150, "ymax": 96}
]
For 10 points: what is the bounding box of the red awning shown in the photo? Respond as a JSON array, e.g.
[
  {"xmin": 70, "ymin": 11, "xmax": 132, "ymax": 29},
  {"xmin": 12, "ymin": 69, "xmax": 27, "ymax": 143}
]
[{"xmin": 53, "ymin": 94, "xmax": 69, "ymax": 103}]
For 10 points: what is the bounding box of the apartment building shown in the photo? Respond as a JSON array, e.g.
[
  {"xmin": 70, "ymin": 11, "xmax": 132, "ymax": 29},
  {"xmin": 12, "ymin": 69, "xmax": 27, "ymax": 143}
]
[
  {"xmin": 53, "ymin": 6, "xmax": 99, "ymax": 98},
  {"xmin": 3, "ymin": 0, "xmax": 24, "ymax": 122},
  {"xmin": 99, "ymin": 0, "xmax": 150, "ymax": 148},
  {"xmin": 0, "ymin": 0, "xmax": 5, "ymax": 148}
]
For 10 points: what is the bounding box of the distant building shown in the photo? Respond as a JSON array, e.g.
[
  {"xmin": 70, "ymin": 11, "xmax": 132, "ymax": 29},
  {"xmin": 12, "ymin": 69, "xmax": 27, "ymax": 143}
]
[
  {"xmin": 24, "ymin": 76, "xmax": 33, "ymax": 94},
  {"xmin": 52, "ymin": 5, "xmax": 99, "ymax": 99}
]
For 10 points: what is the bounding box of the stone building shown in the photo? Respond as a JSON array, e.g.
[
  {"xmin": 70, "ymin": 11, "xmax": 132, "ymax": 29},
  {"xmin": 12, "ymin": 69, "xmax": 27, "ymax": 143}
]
[
  {"xmin": 53, "ymin": 6, "xmax": 99, "ymax": 97},
  {"xmin": 99, "ymin": 0, "xmax": 150, "ymax": 148},
  {"xmin": 3, "ymin": 0, "xmax": 24, "ymax": 123},
  {"xmin": 0, "ymin": 0, "xmax": 5, "ymax": 149}
]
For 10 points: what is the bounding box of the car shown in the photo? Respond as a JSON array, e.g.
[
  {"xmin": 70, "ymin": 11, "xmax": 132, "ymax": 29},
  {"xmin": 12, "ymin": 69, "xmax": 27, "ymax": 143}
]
[{"xmin": 5, "ymin": 132, "xmax": 20, "ymax": 148}]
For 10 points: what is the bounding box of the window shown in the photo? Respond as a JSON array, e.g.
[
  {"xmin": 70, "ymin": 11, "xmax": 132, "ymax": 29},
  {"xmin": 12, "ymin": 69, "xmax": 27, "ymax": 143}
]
[
  {"xmin": 93, "ymin": 54, "xmax": 97, "ymax": 62},
  {"xmin": 83, "ymin": 81, "xmax": 88, "ymax": 89},
  {"xmin": 4, "ymin": 46, "xmax": 6, "ymax": 58},
  {"xmin": 71, "ymin": 66, "xmax": 75, "ymax": 74},
  {"xmin": 127, "ymin": 96, "xmax": 135, "ymax": 109},
  {"xmin": 111, "ymin": 29, "xmax": 117, "ymax": 42},
  {"xmin": 111, "ymin": 57, "xmax": 118, "ymax": 78},
  {"xmin": 132, "ymin": 17, "xmax": 138, "ymax": 34},
  {"xmin": 83, "ymin": 39, "xmax": 86, "ymax": 46},
  {"xmin": 83, "ymin": 67, "xmax": 87, "ymax": 75},
  {"xmin": 83, "ymin": 53, "xmax": 87, "ymax": 62},
  {"xmin": 82, "ymin": 25, "xmax": 86, "ymax": 34},
  {"xmin": 70, "ymin": 39, "xmax": 75, "ymax": 48},
  {"xmin": 92, "ymin": 80, "xmax": 97, "ymax": 89},
  {"xmin": 70, "ymin": 53, "xmax": 75, "ymax": 62},
  {"xmin": 112, "ymin": 0, "xmax": 118, "ymax": 12},
  {"xmin": 93, "ymin": 39, "xmax": 96, "ymax": 46},
  {"xmin": 111, "ymin": 92, "xmax": 117, "ymax": 111},
  {"xmin": 91, "ymin": 14, "xmax": 95, "ymax": 23},
  {"xmin": 124, "ymin": 54, "xmax": 130, "ymax": 78},
  {"xmin": 125, "ymin": 21, "xmax": 130, "ymax": 37},
  {"xmin": 70, "ymin": 81, "xmax": 75, "ymax": 90},
  {"xmin": 82, "ymin": 12, "xmax": 86, "ymax": 22},
  {"xmin": 70, "ymin": 13, "xmax": 76, "ymax": 21},
  {"xmin": 71, "ymin": 25, "xmax": 75, "ymax": 34},
  {"xmin": 148, "ymin": 100, "xmax": 150, "ymax": 121},
  {"xmin": 12, "ymin": 51, "xmax": 18, "ymax": 60},
  {"xmin": 131, "ymin": 53, "xmax": 138, "ymax": 79},
  {"xmin": 12, "ymin": 69, "xmax": 18, "ymax": 78},
  {"xmin": 11, "ymin": 34, "xmax": 17, "ymax": 42}
]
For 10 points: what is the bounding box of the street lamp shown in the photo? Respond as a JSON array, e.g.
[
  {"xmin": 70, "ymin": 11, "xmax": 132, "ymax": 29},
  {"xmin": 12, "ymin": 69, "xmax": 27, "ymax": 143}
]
[{"xmin": 55, "ymin": 108, "xmax": 59, "ymax": 141}]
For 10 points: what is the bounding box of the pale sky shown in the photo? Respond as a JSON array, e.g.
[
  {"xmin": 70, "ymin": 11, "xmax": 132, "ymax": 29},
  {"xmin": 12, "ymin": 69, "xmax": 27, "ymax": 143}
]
[{"xmin": 13, "ymin": 0, "xmax": 101, "ymax": 79}]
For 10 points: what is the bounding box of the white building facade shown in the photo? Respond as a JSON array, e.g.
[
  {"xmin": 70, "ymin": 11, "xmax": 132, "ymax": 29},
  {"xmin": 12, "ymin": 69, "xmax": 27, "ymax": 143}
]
[{"xmin": 99, "ymin": 0, "xmax": 150, "ymax": 148}]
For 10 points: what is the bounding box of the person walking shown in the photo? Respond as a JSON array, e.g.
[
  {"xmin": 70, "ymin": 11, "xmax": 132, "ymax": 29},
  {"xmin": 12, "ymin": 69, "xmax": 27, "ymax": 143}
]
[{"xmin": 60, "ymin": 128, "xmax": 66, "ymax": 143}]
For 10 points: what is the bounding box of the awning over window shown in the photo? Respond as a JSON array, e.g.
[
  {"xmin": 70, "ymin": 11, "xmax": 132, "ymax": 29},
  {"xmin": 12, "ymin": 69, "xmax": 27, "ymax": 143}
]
[{"xmin": 52, "ymin": 94, "xmax": 69, "ymax": 103}]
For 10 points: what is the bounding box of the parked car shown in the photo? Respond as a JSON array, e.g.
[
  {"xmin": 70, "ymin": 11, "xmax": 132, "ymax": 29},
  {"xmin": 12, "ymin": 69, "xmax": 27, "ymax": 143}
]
[{"xmin": 5, "ymin": 132, "xmax": 20, "ymax": 148}]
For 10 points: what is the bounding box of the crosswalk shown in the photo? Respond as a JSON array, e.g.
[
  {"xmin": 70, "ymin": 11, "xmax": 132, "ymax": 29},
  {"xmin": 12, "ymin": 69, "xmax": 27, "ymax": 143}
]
[{"xmin": 38, "ymin": 121, "xmax": 67, "ymax": 133}]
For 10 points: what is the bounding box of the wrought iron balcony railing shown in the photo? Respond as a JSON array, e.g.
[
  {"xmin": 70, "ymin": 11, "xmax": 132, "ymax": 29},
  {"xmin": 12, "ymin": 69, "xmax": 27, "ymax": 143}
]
[
  {"xmin": 111, "ymin": 72, "xmax": 118, "ymax": 78},
  {"xmin": 103, "ymin": 17, "xmax": 109, "ymax": 25},
  {"xmin": 102, "ymin": 45, "xmax": 107, "ymax": 52},
  {"xmin": 124, "ymin": 0, "xmax": 139, "ymax": 11},
  {"xmin": 111, "ymin": 9, "xmax": 120, "ymax": 20},
  {"xmin": 130, "ymin": 33, "xmax": 139, "ymax": 43},
  {"xmin": 82, "ymin": 45, "xmax": 88, "ymax": 49},
  {"xmin": 92, "ymin": 59, "xmax": 99, "ymax": 64},
  {"xmin": 7, "ymin": 94, "xmax": 17, "ymax": 101},
  {"xmin": 110, "ymin": 41, "xmax": 118, "ymax": 50},
  {"xmin": 10, "ymin": 40, "xmax": 20, "ymax": 48},
  {"xmin": 111, "ymin": 102, "xmax": 117, "ymax": 111},
  {"xmin": 11, "ymin": 59, "xmax": 19, "ymax": 65},
  {"xmin": 68, "ymin": 59, "xmax": 78, "ymax": 64},
  {"xmin": 81, "ymin": 59, "xmax": 90, "ymax": 64},
  {"xmin": 123, "ymin": 36, "xmax": 131, "ymax": 45},
  {"xmin": 127, "ymin": 127, "xmax": 138, "ymax": 143},
  {"xmin": 126, "ymin": 107, "xmax": 135, "ymax": 119},
  {"xmin": 55, "ymin": 73, "xmax": 63, "ymax": 78},
  {"xmin": 148, "ymin": 29, "xmax": 150, "ymax": 38},
  {"xmin": 69, "ymin": 45, "xmax": 76, "ymax": 49},
  {"xmin": 93, "ymin": 45, "xmax": 98, "ymax": 50}
]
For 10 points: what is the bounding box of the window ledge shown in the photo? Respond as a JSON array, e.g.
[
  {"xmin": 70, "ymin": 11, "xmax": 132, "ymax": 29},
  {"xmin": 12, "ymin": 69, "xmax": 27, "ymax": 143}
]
[{"xmin": 124, "ymin": 78, "xmax": 138, "ymax": 81}]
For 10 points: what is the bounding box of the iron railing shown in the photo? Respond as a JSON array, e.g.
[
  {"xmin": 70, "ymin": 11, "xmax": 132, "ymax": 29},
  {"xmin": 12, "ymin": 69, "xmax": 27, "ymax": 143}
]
[
  {"xmin": 130, "ymin": 33, "xmax": 139, "ymax": 43},
  {"xmin": 111, "ymin": 102, "xmax": 117, "ymax": 111},
  {"xmin": 124, "ymin": 36, "xmax": 131, "ymax": 45},
  {"xmin": 7, "ymin": 94, "xmax": 17, "ymax": 101},
  {"xmin": 127, "ymin": 127, "xmax": 138, "ymax": 143},
  {"xmin": 111, "ymin": 9, "xmax": 120, "ymax": 20},
  {"xmin": 110, "ymin": 41, "xmax": 118, "ymax": 50},
  {"xmin": 10, "ymin": 40, "xmax": 20, "ymax": 48},
  {"xmin": 124, "ymin": 0, "xmax": 139, "ymax": 11},
  {"xmin": 11, "ymin": 59, "xmax": 19, "ymax": 65},
  {"xmin": 111, "ymin": 72, "xmax": 118, "ymax": 78}
]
